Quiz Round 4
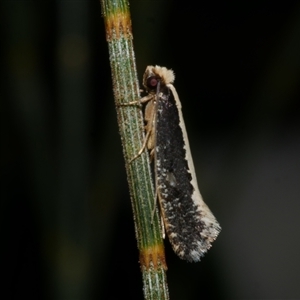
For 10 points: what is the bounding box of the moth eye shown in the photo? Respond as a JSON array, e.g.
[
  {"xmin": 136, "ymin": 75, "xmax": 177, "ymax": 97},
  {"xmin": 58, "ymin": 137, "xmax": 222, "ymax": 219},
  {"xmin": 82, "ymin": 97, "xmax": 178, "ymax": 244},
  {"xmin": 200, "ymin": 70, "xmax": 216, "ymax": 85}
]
[{"xmin": 147, "ymin": 76, "xmax": 158, "ymax": 89}]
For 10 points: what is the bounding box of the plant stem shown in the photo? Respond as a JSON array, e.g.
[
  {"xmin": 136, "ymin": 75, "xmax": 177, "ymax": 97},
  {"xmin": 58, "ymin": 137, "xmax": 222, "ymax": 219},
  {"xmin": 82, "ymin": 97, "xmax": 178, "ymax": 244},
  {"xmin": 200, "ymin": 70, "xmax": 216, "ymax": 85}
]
[{"xmin": 100, "ymin": 0, "xmax": 169, "ymax": 298}]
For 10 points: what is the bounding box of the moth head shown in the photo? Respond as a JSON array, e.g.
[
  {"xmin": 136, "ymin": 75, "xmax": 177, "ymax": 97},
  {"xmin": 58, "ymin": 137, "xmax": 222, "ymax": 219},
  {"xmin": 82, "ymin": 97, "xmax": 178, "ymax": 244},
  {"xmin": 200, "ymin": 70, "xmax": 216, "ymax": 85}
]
[{"xmin": 143, "ymin": 65, "xmax": 175, "ymax": 92}]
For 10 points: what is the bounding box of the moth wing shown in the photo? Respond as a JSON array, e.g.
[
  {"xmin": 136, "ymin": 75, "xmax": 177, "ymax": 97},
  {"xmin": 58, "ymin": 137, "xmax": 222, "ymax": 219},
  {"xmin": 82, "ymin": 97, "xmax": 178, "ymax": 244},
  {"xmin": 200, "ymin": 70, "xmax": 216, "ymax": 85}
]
[{"xmin": 155, "ymin": 84, "xmax": 220, "ymax": 262}]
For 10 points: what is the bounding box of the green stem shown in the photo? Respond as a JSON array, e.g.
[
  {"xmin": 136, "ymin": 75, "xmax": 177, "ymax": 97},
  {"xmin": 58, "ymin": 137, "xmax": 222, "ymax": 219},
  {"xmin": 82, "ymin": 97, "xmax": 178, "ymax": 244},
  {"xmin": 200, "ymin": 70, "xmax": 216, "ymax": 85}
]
[{"xmin": 100, "ymin": 0, "xmax": 169, "ymax": 298}]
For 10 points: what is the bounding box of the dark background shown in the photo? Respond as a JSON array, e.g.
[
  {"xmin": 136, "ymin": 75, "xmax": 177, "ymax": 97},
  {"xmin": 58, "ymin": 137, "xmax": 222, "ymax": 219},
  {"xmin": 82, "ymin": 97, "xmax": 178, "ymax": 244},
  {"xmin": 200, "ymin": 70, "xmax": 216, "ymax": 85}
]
[{"xmin": 1, "ymin": 1, "xmax": 300, "ymax": 299}]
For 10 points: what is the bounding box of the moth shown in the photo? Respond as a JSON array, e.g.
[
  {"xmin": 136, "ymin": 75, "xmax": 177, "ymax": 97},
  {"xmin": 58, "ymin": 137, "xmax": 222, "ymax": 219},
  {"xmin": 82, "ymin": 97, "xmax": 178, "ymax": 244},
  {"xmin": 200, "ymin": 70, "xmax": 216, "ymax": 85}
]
[{"xmin": 137, "ymin": 65, "xmax": 221, "ymax": 262}]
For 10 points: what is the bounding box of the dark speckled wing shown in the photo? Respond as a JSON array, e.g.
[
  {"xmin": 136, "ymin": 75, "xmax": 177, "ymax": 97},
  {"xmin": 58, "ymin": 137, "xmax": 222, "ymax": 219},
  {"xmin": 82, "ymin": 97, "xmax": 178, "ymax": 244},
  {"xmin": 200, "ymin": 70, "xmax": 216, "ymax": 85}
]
[{"xmin": 155, "ymin": 85, "xmax": 218, "ymax": 262}]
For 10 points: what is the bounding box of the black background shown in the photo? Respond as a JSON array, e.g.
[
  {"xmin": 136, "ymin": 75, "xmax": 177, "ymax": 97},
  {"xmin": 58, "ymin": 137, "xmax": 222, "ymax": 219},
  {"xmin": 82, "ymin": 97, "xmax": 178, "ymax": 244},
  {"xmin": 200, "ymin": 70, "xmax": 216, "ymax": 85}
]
[{"xmin": 1, "ymin": 1, "xmax": 300, "ymax": 299}]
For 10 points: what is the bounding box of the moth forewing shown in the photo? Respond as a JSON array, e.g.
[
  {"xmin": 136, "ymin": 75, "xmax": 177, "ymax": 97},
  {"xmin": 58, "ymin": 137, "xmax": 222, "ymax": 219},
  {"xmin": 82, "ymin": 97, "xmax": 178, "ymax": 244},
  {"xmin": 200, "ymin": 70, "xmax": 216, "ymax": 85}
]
[
  {"xmin": 169, "ymin": 83, "xmax": 220, "ymax": 243},
  {"xmin": 142, "ymin": 65, "xmax": 220, "ymax": 262},
  {"xmin": 169, "ymin": 84, "xmax": 214, "ymax": 212}
]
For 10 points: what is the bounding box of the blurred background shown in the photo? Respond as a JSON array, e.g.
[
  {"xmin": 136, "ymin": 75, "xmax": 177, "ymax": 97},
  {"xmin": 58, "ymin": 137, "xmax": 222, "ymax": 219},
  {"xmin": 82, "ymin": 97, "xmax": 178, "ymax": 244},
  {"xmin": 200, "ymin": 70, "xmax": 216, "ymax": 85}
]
[{"xmin": 1, "ymin": 1, "xmax": 300, "ymax": 299}]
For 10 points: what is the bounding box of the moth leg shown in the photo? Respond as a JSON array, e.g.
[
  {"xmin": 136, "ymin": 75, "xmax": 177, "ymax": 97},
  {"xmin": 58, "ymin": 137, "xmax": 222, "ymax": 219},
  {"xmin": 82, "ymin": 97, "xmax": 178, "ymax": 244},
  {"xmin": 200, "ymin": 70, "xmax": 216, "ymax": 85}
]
[
  {"xmin": 160, "ymin": 215, "xmax": 165, "ymax": 239},
  {"xmin": 149, "ymin": 148, "xmax": 155, "ymax": 162},
  {"xmin": 128, "ymin": 95, "xmax": 156, "ymax": 163},
  {"xmin": 150, "ymin": 213, "xmax": 166, "ymax": 239},
  {"xmin": 150, "ymin": 185, "xmax": 159, "ymax": 224},
  {"xmin": 117, "ymin": 101, "xmax": 140, "ymax": 106},
  {"xmin": 128, "ymin": 128, "xmax": 152, "ymax": 163},
  {"xmin": 117, "ymin": 94, "xmax": 154, "ymax": 106},
  {"xmin": 151, "ymin": 190, "xmax": 166, "ymax": 239}
]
